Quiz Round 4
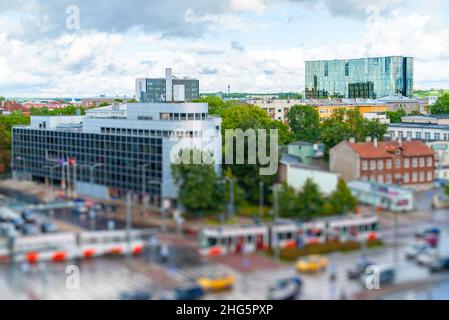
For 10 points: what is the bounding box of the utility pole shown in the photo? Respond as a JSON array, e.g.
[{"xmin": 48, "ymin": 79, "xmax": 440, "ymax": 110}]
[
  {"xmin": 272, "ymin": 183, "xmax": 282, "ymax": 261},
  {"xmin": 139, "ymin": 164, "xmax": 150, "ymax": 217},
  {"xmin": 259, "ymin": 181, "xmax": 264, "ymax": 219},
  {"xmin": 393, "ymin": 199, "xmax": 399, "ymax": 267},
  {"xmin": 225, "ymin": 176, "xmax": 235, "ymax": 221}
]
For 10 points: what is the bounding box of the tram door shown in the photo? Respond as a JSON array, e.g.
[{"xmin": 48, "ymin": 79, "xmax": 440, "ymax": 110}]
[
  {"xmin": 256, "ymin": 234, "xmax": 264, "ymax": 251},
  {"xmin": 236, "ymin": 236, "xmax": 243, "ymax": 253}
]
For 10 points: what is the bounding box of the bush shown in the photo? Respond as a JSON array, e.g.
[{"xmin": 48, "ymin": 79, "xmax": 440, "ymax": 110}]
[{"xmin": 272, "ymin": 239, "xmax": 383, "ymax": 261}]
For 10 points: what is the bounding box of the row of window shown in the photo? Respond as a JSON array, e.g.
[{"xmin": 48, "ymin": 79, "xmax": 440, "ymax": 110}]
[
  {"xmin": 361, "ymin": 157, "xmax": 433, "ymax": 171},
  {"xmin": 100, "ymin": 127, "xmax": 201, "ymax": 138},
  {"xmin": 390, "ymin": 131, "xmax": 449, "ymax": 141},
  {"xmin": 361, "ymin": 171, "xmax": 433, "ymax": 184},
  {"xmin": 159, "ymin": 112, "xmax": 208, "ymax": 121}
]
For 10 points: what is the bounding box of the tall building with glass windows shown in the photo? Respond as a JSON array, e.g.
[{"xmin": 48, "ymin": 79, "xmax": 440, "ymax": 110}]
[
  {"xmin": 305, "ymin": 56, "xmax": 414, "ymax": 99},
  {"xmin": 136, "ymin": 68, "xmax": 200, "ymax": 103}
]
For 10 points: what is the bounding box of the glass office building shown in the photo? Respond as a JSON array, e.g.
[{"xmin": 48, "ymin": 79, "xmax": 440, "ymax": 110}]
[{"xmin": 305, "ymin": 56, "xmax": 414, "ymax": 99}]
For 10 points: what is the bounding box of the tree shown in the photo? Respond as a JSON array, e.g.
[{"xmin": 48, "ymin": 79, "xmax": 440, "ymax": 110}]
[
  {"xmin": 193, "ymin": 96, "xmax": 228, "ymax": 116},
  {"xmin": 430, "ymin": 93, "xmax": 449, "ymax": 114},
  {"xmin": 297, "ymin": 179, "xmax": 324, "ymax": 220},
  {"xmin": 171, "ymin": 149, "xmax": 224, "ymax": 215},
  {"xmin": 386, "ymin": 108, "xmax": 406, "ymax": 123},
  {"xmin": 222, "ymin": 104, "xmax": 293, "ymax": 203},
  {"xmin": 278, "ymin": 183, "xmax": 300, "ymax": 218},
  {"xmin": 288, "ymin": 105, "xmax": 320, "ymax": 142},
  {"xmin": 0, "ymin": 96, "xmax": 5, "ymax": 102},
  {"xmin": 328, "ymin": 179, "xmax": 357, "ymax": 215},
  {"xmin": 320, "ymin": 108, "xmax": 388, "ymax": 158}
]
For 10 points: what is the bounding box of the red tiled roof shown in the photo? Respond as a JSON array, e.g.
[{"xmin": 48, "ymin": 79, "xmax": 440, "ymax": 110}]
[{"xmin": 347, "ymin": 140, "xmax": 435, "ymax": 158}]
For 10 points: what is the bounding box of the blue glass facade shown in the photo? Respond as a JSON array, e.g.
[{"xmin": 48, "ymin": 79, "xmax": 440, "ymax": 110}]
[{"xmin": 305, "ymin": 56, "xmax": 414, "ymax": 99}]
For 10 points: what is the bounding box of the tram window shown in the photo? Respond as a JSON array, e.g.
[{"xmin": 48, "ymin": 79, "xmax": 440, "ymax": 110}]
[
  {"xmin": 286, "ymin": 232, "xmax": 293, "ymax": 239},
  {"xmin": 208, "ymin": 238, "xmax": 217, "ymax": 246},
  {"xmin": 315, "ymin": 231, "xmax": 322, "ymax": 237},
  {"xmin": 342, "ymin": 227, "xmax": 347, "ymax": 234},
  {"xmin": 372, "ymin": 223, "xmax": 379, "ymax": 231},
  {"xmin": 246, "ymin": 236, "xmax": 252, "ymax": 243}
]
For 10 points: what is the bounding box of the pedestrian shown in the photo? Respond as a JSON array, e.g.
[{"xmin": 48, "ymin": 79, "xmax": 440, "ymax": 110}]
[{"xmin": 160, "ymin": 243, "xmax": 169, "ymax": 263}]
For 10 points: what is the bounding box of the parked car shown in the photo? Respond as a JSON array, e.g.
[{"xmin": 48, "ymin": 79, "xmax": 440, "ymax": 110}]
[
  {"xmin": 347, "ymin": 259, "xmax": 374, "ymax": 280},
  {"xmin": 267, "ymin": 277, "xmax": 302, "ymax": 300},
  {"xmin": 415, "ymin": 227, "xmax": 440, "ymax": 247},
  {"xmin": 21, "ymin": 223, "xmax": 39, "ymax": 236},
  {"xmin": 119, "ymin": 290, "xmax": 151, "ymax": 300},
  {"xmin": 0, "ymin": 223, "xmax": 17, "ymax": 237},
  {"xmin": 41, "ymin": 222, "xmax": 58, "ymax": 233},
  {"xmin": 296, "ymin": 255, "xmax": 329, "ymax": 273},
  {"xmin": 162, "ymin": 283, "xmax": 205, "ymax": 300},
  {"xmin": 405, "ymin": 243, "xmax": 430, "ymax": 260},
  {"xmin": 430, "ymin": 255, "xmax": 449, "ymax": 273},
  {"xmin": 197, "ymin": 272, "xmax": 236, "ymax": 292},
  {"xmin": 416, "ymin": 248, "xmax": 440, "ymax": 266},
  {"xmin": 360, "ymin": 265, "xmax": 396, "ymax": 287},
  {"xmin": 21, "ymin": 211, "xmax": 37, "ymax": 224}
]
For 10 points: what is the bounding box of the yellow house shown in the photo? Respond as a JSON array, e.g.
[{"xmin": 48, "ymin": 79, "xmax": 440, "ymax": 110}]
[{"xmin": 315, "ymin": 104, "xmax": 388, "ymax": 121}]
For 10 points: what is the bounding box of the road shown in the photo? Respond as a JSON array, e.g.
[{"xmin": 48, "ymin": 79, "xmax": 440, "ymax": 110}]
[{"xmin": 1, "ymin": 188, "xmax": 449, "ymax": 300}]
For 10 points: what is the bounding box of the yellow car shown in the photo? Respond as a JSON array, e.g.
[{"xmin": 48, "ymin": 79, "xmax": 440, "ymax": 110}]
[
  {"xmin": 197, "ymin": 273, "xmax": 236, "ymax": 292},
  {"xmin": 296, "ymin": 255, "xmax": 329, "ymax": 273}
]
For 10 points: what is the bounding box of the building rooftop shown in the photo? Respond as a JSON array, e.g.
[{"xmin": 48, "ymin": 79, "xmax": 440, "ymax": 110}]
[{"xmin": 346, "ymin": 140, "xmax": 435, "ymax": 158}]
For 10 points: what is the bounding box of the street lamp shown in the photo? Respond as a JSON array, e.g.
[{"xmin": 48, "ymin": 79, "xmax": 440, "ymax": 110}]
[
  {"xmin": 270, "ymin": 183, "xmax": 283, "ymax": 261},
  {"xmin": 15, "ymin": 156, "xmax": 27, "ymax": 181},
  {"xmin": 259, "ymin": 181, "xmax": 264, "ymax": 219},
  {"xmin": 138, "ymin": 163, "xmax": 151, "ymax": 216},
  {"xmin": 224, "ymin": 176, "xmax": 236, "ymax": 221},
  {"xmin": 43, "ymin": 164, "xmax": 59, "ymax": 190}
]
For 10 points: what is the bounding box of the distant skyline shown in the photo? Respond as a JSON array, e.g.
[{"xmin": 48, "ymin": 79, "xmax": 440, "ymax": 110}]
[{"xmin": 1, "ymin": 0, "xmax": 449, "ymax": 97}]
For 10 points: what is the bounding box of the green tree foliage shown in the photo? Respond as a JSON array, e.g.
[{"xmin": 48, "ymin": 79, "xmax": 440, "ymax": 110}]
[
  {"xmin": 0, "ymin": 111, "xmax": 30, "ymax": 172},
  {"xmin": 193, "ymin": 96, "xmax": 228, "ymax": 116},
  {"xmin": 327, "ymin": 179, "xmax": 357, "ymax": 215},
  {"xmin": 386, "ymin": 108, "xmax": 406, "ymax": 123},
  {"xmin": 296, "ymin": 179, "xmax": 325, "ymax": 220},
  {"xmin": 320, "ymin": 108, "xmax": 388, "ymax": 158},
  {"xmin": 30, "ymin": 105, "xmax": 85, "ymax": 116},
  {"xmin": 278, "ymin": 183, "xmax": 300, "ymax": 217},
  {"xmin": 221, "ymin": 104, "xmax": 293, "ymax": 203},
  {"xmin": 171, "ymin": 149, "xmax": 224, "ymax": 215},
  {"xmin": 0, "ymin": 96, "xmax": 5, "ymax": 101},
  {"xmin": 288, "ymin": 105, "xmax": 320, "ymax": 142},
  {"xmin": 430, "ymin": 93, "xmax": 449, "ymax": 114}
]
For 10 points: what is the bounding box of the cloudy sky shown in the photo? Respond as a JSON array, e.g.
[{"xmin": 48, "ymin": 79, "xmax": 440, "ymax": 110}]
[{"xmin": 1, "ymin": 0, "xmax": 449, "ymax": 97}]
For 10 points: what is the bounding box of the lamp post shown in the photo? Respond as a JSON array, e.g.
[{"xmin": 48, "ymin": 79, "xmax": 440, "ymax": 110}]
[
  {"xmin": 270, "ymin": 183, "xmax": 283, "ymax": 261},
  {"xmin": 224, "ymin": 176, "xmax": 236, "ymax": 221},
  {"xmin": 259, "ymin": 181, "xmax": 264, "ymax": 219},
  {"xmin": 89, "ymin": 163, "xmax": 104, "ymax": 185},
  {"xmin": 15, "ymin": 156, "xmax": 27, "ymax": 181},
  {"xmin": 138, "ymin": 163, "xmax": 151, "ymax": 216},
  {"xmin": 43, "ymin": 164, "xmax": 59, "ymax": 190}
]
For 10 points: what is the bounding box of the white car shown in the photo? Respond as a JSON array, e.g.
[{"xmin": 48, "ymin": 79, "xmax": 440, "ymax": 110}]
[
  {"xmin": 416, "ymin": 248, "xmax": 440, "ymax": 266},
  {"xmin": 405, "ymin": 243, "xmax": 430, "ymax": 260}
]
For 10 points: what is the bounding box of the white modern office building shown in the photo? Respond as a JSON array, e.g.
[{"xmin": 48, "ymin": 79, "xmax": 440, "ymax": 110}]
[
  {"xmin": 388, "ymin": 115, "xmax": 449, "ymax": 141},
  {"xmin": 11, "ymin": 103, "xmax": 222, "ymax": 206}
]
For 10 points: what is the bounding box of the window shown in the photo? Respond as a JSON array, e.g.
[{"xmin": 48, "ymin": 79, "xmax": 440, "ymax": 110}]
[
  {"xmin": 377, "ymin": 175, "xmax": 384, "ymax": 183},
  {"xmin": 345, "ymin": 62, "xmax": 349, "ymax": 76},
  {"xmin": 435, "ymin": 133, "xmax": 440, "ymax": 140},
  {"xmin": 403, "ymin": 173, "xmax": 410, "ymax": 183},
  {"xmin": 419, "ymin": 172, "xmax": 425, "ymax": 182},
  {"xmin": 419, "ymin": 157, "xmax": 425, "ymax": 168},
  {"xmin": 427, "ymin": 156, "xmax": 433, "ymax": 167},
  {"xmin": 425, "ymin": 132, "xmax": 431, "ymax": 140},
  {"xmin": 427, "ymin": 171, "xmax": 433, "ymax": 182},
  {"xmin": 386, "ymin": 159, "xmax": 392, "ymax": 169},
  {"xmin": 416, "ymin": 132, "xmax": 421, "ymax": 139},
  {"xmin": 395, "ymin": 159, "xmax": 401, "ymax": 169},
  {"xmin": 412, "ymin": 172, "xmax": 418, "ymax": 183},
  {"xmin": 386, "ymin": 174, "xmax": 392, "ymax": 184},
  {"xmin": 407, "ymin": 131, "xmax": 412, "ymax": 138},
  {"xmin": 370, "ymin": 160, "xmax": 376, "ymax": 170},
  {"xmin": 412, "ymin": 157, "xmax": 418, "ymax": 168},
  {"xmin": 404, "ymin": 158, "xmax": 410, "ymax": 168},
  {"xmin": 377, "ymin": 160, "xmax": 383, "ymax": 170}
]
